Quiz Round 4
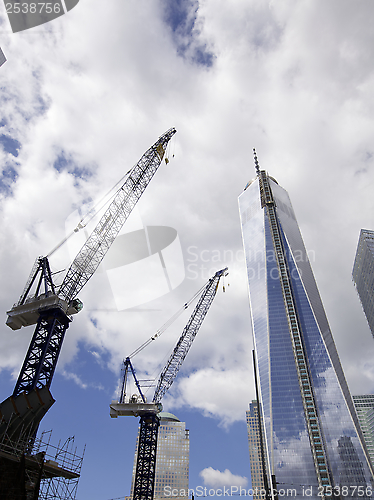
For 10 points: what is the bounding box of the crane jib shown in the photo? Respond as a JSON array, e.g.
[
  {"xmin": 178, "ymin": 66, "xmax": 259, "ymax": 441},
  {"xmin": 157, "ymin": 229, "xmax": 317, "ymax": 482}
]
[
  {"xmin": 58, "ymin": 128, "xmax": 176, "ymax": 303},
  {"xmin": 152, "ymin": 267, "xmax": 228, "ymax": 404}
]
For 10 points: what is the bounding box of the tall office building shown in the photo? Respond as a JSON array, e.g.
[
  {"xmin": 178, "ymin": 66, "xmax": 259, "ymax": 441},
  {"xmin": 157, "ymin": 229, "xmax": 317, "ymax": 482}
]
[
  {"xmin": 353, "ymin": 395, "xmax": 374, "ymax": 468},
  {"xmin": 353, "ymin": 230, "xmax": 374, "ymax": 337},
  {"xmin": 130, "ymin": 412, "xmax": 189, "ymax": 500},
  {"xmin": 239, "ymin": 160, "xmax": 374, "ymax": 499},
  {"xmin": 246, "ymin": 401, "xmax": 266, "ymax": 499}
]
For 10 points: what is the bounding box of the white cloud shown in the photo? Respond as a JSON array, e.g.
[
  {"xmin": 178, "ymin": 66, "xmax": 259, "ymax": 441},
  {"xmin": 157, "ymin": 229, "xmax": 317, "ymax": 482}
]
[
  {"xmin": 60, "ymin": 369, "xmax": 104, "ymax": 391},
  {"xmin": 60, "ymin": 370, "xmax": 88, "ymax": 390},
  {"xmin": 199, "ymin": 467, "xmax": 248, "ymax": 488},
  {"xmin": 164, "ymin": 367, "xmax": 253, "ymax": 426}
]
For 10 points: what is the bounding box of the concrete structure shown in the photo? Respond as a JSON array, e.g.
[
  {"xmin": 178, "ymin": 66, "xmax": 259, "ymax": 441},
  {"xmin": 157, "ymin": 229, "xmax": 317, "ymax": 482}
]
[
  {"xmin": 239, "ymin": 165, "xmax": 373, "ymax": 499},
  {"xmin": 246, "ymin": 401, "xmax": 266, "ymax": 499},
  {"xmin": 353, "ymin": 395, "xmax": 374, "ymax": 468},
  {"xmin": 353, "ymin": 230, "xmax": 374, "ymax": 337},
  {"xmin": 130, "ymin": 412, "xmax": 189, "ymax": 500}
]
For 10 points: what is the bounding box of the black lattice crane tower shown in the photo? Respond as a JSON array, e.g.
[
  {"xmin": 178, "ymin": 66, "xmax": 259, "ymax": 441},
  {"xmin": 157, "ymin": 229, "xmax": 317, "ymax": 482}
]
[
  {"xmin": 5, "ymin": 127, "xmax": 176, "ymax": 399},
  {"xmin": 110, "ymin": 267, "xmax": 228, "ymax": 500}
]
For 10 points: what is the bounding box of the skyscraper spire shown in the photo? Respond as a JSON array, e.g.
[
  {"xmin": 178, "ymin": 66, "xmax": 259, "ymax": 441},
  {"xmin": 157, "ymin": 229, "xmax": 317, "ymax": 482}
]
[{"xmin": 253, "ymin": 148, "xmax": 261, "ymax": 176}]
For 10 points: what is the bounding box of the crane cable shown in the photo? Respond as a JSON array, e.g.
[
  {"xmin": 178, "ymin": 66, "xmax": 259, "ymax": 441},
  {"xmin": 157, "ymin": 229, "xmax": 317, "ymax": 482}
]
[
  {"xmin": 127, "ymin": 280, "xmax": 209, "ymax": 360},
  {"xmin": 46, "ymin": 168, "xmax": 133, "ymax": 258}
]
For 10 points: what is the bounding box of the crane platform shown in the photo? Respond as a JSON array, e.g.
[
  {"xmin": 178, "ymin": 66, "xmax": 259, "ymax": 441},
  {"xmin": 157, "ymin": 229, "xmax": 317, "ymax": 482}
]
[
  {"xmin": 109, "ymin": 401, "xmax": 162, "ymax": 418},
  {"xmin": 6, "ymin": 294, "xmax": 83, "ymax": 330}
]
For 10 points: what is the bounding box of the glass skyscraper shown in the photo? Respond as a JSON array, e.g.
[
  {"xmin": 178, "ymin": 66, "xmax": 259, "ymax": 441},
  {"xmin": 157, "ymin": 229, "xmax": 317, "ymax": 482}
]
[
  {"xmin": 239, "ymin": 162, "xmax": 374, "ymax": 499},
  {"xmin": 353, "ymin": 395, "xmax": 374, "ymax": 468},
  {"xmin": 130, "ymin": 412, "xmax": 189, "ymax": 500},
  {"xmin": 246, "ymin": 401, "xmax": 267, "ymax": 499},
  {"xmin": 353, "ymin": 230, "xmax": 374, "ymax": 337}
]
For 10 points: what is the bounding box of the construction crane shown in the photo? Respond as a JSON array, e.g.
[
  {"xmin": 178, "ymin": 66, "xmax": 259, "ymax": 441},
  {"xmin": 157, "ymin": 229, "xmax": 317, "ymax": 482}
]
[
  {"xmin": 110, "ymin": 267, "xmax": 228, "ymax": 500},
  {"xmin": 5, "ymin": 127, "xmax": 177, "ymax": 398}
]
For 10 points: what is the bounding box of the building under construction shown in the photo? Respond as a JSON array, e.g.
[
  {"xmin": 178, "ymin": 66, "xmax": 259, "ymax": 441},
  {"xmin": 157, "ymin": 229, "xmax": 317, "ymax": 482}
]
[{"xmin": 0, "ymin": 386, "xmax": 84, "ymax": 499}]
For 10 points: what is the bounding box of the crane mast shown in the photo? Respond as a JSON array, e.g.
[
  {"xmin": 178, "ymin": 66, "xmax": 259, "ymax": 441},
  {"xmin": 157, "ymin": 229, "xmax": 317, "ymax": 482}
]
[
  {"xmin": 7, "ymin": 128, "xmax": 176, "ymax": 398},
  {"xmin": 111, "ymin": 268, "xmax": 228, "ymax": 500}
]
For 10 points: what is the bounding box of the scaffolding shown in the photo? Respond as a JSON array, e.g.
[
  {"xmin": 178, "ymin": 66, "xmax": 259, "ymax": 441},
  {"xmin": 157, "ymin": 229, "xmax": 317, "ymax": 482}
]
[
  {"xmin": 0, "ymin": 426, "xmax": 85, "ymax": 500},
  {"xmin": 36, "ymin": 430, "xmax": 85, "ymax": 500},
  {"xmin": 0, "ymin": 387, "xmax": 85, "ymax": 500}
]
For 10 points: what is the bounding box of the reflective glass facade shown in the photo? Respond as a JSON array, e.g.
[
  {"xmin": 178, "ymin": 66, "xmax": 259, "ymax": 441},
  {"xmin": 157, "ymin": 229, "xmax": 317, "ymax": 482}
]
[
  {"xmin": 130, "ymin": 412, "xmax": 189, "ymax": 500},
  {"xmin": 353, "ymin": 230, "xmax": 374, "ymax": 337},
  {"xmin": 353, "ymin": 395, "xmax": 374, "ymax": 468},
  {"xmin": 247, "ymin": 401, "xmax": 267, "ymax": 498},
  {"xmin": 239, "ymin": 175, "xmax": 374, "ymax": 499}
]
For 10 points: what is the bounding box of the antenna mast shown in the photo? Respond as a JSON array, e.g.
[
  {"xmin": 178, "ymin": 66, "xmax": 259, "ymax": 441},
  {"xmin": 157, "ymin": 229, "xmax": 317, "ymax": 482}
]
[{"xmin": 253, "ymin": 148, "xmax": 261, "ymax": 176}]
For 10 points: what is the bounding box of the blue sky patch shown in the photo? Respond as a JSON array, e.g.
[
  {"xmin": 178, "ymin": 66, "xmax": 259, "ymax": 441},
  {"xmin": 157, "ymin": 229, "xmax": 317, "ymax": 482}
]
[
  {"xmin": 0, "ymin": 134, "xmax": 21, "ymax": 157},
  {"xmin": 162, "ymin": 0, "xmax": 214, "ymax": 68},
  {"xmin": 163, "ymin": 0, "xmax": 195, "ymax": 33},
  {"xmin": 0, "ymin": 164, "xmax": 18, "ymax": 195},
  {"xmin": 53, "ymin": 151, "xmax": 93, "ymax": 180}
]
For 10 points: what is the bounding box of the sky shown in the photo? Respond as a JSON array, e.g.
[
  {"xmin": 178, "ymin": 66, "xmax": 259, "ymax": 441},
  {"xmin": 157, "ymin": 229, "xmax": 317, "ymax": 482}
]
[{"xmin": 1, "ymin": 0, "xmax": 374, "ymax": 498}]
